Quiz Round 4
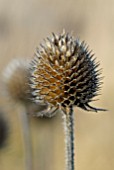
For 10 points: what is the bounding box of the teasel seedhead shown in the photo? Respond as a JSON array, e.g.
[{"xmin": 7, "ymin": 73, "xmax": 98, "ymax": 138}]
[
  {"xmin": 30, "ymin": 30, "xmax": 106, "ymax": 113},
  {"xmin": 0, "ymin": 112, "xmax": 9, "ymax": 149},
  {"xmin": 2, "ymin": 58, "xmax": 55, "ymax": 117},
  {"xmin": 2, "ymin": 58, "xmax": 31, "ymax": 106}
]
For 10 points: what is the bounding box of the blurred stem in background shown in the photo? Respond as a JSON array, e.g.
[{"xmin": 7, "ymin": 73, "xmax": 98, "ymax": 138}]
[
  {"xmin": 63, "ymin": 107, "xmax": 75, "ymax": 170},
  {"xmin": 18, "ymin": 107, "xmax": 33, "ymax": 170}
]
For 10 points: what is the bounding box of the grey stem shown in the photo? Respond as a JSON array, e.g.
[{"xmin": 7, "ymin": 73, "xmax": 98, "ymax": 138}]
[
  {"xmin": 19, "ymin": 109, "xmax": 33, "ymax": 170},
  {"xmin": 63, "ymin": 107, "xmax": 75, "ymax": 170}
]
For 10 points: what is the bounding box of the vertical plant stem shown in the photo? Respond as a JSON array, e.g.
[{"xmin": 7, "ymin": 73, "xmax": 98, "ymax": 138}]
[
  {"xmin": 63, "ymin": 107, "xmax": 75, "ymax": 170},
  {"xmin": 19, "ymin": 108, "xmax": 33, "ymax": 170}
]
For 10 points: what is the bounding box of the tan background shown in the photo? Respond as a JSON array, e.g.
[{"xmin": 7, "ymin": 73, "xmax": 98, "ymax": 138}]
[{"xmin": 0, "ymin": 0, "xmax": 113, "ymax": 170}]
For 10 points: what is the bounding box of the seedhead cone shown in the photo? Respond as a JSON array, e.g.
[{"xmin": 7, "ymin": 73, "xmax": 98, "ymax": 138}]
[{"xmin": 30, "ymin": 31, "xmax": 105, "ymax": 113}]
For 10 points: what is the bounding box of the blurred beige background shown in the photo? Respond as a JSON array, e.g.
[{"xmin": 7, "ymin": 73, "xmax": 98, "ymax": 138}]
[{"xmin": 0, "ymin": 0, "xmax": 113, "ymax": 170}]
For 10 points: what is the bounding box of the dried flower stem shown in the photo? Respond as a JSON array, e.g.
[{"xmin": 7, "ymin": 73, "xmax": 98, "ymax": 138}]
[
  {"xmin": 19, "ymin": 108, "xmax": 33, "ymax": 170},
  {"xmin": 63, "ymin": 107, "xmax": 75, "ymax": 170}
]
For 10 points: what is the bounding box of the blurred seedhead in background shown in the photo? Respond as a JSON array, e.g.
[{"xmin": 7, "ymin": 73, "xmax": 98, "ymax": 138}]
[
  {"xmin": 2, "ymin": 58, "xmax": 57, "ymax": 117},
  {"xmin": 2, "ymin": 58, "xmax": 31, "ymax": 105}
]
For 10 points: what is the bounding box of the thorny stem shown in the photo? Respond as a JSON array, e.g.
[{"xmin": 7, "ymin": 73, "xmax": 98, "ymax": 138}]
[
  {"xmin": 19, "ymin": 108, "xmax": 33, "ymax": 170},
  {"xmin": 63, "ymin": 107, "xmax": 75, "ymax": 170}
]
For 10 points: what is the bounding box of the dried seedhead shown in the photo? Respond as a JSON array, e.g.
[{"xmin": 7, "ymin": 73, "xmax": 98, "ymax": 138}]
[
  {"xmin": 30, "ymin": 30, "xmax": 106, "ymax": 113},
  {"xmin": 2, "ymin": 58, "xmax": 31, "ymax": 105},
  {"xmin": 2, "ymin": 58, "xmax": 55, "ymax": 117}
]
